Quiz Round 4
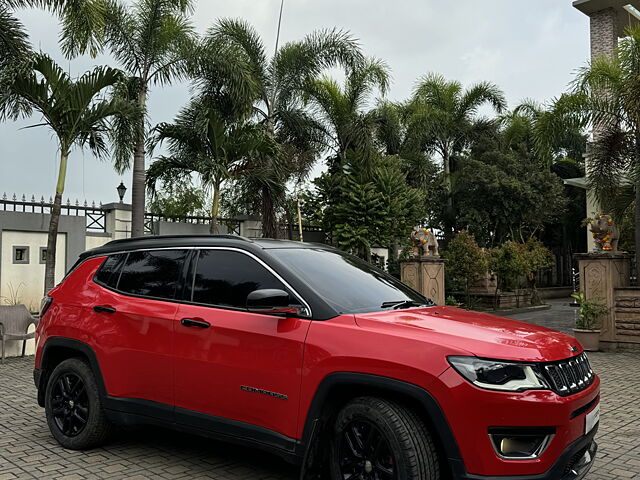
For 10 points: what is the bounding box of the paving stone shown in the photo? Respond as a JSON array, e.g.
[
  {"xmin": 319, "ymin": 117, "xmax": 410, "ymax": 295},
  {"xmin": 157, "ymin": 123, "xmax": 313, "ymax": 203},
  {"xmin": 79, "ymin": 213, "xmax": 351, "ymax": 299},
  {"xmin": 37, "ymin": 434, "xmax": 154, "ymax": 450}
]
[{"xmin": 0, "ymin": 299, "xmax": 638, "ymax": 479}]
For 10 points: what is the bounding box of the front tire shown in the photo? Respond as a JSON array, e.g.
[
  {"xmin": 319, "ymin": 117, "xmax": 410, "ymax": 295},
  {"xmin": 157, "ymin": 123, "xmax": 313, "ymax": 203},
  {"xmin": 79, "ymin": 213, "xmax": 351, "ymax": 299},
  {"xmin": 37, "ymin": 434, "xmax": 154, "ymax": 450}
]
[
  {"xmin": 45, "ymin": 358, "xmax": 112, "ymax": 449},
  {"xmin": 329, "ymin": 396, "xmax": 440, "ymax": 480}
]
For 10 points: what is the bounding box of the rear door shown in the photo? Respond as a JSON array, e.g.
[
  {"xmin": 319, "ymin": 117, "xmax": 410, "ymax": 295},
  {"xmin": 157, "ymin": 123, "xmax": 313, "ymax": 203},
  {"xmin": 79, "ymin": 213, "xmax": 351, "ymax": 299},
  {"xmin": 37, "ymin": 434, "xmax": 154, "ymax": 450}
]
[
  {"xmin": 173, "ymin": 248, "xmax": 311, "ymax": 440},
  {"xmin": 91, "ymin": 249, "xmax": 188, "ymax": 408}
]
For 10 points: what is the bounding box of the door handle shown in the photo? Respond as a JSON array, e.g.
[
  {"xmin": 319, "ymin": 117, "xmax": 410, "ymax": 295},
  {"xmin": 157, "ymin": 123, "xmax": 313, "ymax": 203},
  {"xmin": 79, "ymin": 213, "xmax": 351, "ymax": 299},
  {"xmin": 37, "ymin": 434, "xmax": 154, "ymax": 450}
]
[
  {"xmin": 93, "ymin": 305, "xmax": 116, "ymax": 314},
  {"xmin": 181, "ymin": 318, "xmax": 210, "ymax": 329}
]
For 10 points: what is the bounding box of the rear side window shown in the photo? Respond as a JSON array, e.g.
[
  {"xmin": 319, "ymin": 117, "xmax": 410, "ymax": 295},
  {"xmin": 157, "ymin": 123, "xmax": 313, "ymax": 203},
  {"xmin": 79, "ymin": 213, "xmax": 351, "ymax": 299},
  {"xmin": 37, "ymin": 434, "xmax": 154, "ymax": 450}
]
[
  {"xmin": 117, "ymin": 250, "xmax": 188, "ymax": 300},
  {"xmin": 94, "ymin": 254, "xmax": 127, "ymax": 288},
  {"xmin": 191, "ymin": 250, "xmax": 290, "ymax": 308}
]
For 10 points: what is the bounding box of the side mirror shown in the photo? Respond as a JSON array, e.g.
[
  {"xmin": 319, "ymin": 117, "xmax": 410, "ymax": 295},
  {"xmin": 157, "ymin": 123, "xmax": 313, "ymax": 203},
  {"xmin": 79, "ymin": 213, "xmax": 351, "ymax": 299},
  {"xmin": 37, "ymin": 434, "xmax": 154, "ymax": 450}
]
[{"xmin": 246, "ymin": 289, "xmax": 299, "ymax": 316}]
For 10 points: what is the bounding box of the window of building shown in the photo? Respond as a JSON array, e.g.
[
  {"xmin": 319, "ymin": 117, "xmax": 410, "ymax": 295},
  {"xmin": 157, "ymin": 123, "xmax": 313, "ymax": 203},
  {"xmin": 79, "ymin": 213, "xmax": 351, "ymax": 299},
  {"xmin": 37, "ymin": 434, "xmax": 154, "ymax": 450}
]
[
  {"xmin": 190, "ymin": 250, "xmax": 291, "ymax": 309},
  {"xmin": 39, "ymin": 247, "xmax": 47, "ymax": 264},
  {"xmin": 117, "ymin": 250, "xmax": 188, "ymax": 300},
  {"xmin": 13, "ymin": 246, "xmax": 29, "ymax": 264}
]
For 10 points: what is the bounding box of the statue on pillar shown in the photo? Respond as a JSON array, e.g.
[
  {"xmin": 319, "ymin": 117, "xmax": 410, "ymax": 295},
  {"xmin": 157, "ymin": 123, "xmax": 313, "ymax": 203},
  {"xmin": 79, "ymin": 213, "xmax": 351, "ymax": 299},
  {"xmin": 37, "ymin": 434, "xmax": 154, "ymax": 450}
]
[
  {"xmin": 410, "ymin": 227, "xmax": 439, "ymax": 257},
  {"xmin": 588, "ymin": 214, "xmax": 620, "ymax": 252}
]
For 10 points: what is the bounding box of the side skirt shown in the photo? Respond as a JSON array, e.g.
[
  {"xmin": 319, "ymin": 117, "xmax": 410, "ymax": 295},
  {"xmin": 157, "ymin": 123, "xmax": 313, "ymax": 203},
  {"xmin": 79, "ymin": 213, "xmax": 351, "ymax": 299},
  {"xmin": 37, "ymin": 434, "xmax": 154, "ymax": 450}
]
[{"xmin": 103, "ymin": 396, "xmax": 303, "ymax": 465}]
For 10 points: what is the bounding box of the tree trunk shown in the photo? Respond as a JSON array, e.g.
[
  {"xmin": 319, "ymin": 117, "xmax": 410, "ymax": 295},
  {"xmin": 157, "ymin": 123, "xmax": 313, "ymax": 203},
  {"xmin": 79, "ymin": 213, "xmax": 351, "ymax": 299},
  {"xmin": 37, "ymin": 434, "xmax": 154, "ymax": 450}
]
[
  {"xmin": 131, "ymin": 86, "xmax": 148, "ymax": 238},
  {"xmin": 44, "ymin": 152, "xmax": 68, "ymax": 294},
  {"xmin": 210, "ymin": 183, "xmax": 221, "ymax": 235},
  {"xmin": 465, "ymin": 279, "xmax": 471, "ymax": 309},
  {"xmin": 261, "ymin": 115, "xmax": 279, "ymax": 239},
  {"xmin": 261, "ymin": 184, "xmax": 278, "ymax": 238},
  {"xmin": 528, "ymin": 273, "xmax": 541, "ymax": 306},
  {"xmin": 443, "ymin": 149, "xmax": 454, "ymax": 242}
]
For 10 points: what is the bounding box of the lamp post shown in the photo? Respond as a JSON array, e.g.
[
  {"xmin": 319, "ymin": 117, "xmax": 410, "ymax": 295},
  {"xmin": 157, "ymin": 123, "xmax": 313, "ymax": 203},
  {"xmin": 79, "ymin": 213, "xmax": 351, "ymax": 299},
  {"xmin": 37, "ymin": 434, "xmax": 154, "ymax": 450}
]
[{"xmin": 117, "ymin": 182, "xmax": 127, "ymax": 203}]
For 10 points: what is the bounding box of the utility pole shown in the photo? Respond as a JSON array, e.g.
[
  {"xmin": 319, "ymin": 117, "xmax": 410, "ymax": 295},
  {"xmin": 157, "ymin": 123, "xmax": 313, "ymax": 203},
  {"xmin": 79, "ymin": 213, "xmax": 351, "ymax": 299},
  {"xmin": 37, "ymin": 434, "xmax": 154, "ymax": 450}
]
[{"xmin": 274, "ymin": 0, "xmax": 285, "ymax": 54}]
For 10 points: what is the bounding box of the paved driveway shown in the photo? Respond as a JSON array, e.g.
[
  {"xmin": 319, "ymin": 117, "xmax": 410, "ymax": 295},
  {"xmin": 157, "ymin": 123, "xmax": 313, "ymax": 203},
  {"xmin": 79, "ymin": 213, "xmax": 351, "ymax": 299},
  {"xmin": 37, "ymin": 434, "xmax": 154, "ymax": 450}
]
[{"xmin": 0, "ymin": 300, "xmax": 638, "ymax": 479}]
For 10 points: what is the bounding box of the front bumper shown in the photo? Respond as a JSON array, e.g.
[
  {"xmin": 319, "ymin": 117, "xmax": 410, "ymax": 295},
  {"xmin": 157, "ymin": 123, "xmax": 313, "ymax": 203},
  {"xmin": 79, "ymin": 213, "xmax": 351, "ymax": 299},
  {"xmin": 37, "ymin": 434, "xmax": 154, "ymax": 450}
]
[
  {"xmin": 452, "ymin": 427, "xmax": 597, "ymax": 479},
  {"xmin": 434, "ymin": 366, "xmax": 600, "ymax": 477}
]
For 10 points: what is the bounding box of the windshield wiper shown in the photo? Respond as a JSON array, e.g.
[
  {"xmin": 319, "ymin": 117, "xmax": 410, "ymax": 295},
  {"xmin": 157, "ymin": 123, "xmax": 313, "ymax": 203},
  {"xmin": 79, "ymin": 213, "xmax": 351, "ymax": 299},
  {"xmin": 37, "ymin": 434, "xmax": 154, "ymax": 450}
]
[{"xmin": 380, "ymin": 300, "xmax": 433, "ymax": 310}]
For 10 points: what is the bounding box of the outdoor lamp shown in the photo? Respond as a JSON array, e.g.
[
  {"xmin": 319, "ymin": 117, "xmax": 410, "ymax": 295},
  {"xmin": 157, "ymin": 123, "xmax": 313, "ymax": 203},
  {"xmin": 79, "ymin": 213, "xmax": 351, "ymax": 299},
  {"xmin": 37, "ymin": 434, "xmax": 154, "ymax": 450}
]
[{"xmin": 117, "ymin": 182, "xmax": 127, "ymax": 202}]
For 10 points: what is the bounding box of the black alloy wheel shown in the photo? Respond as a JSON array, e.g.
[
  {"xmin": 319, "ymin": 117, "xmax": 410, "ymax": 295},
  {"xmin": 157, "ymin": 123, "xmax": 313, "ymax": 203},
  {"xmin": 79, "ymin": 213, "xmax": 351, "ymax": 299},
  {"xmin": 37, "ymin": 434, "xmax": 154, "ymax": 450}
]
[
  {"xmin": 338, "ymin": 419, "xmax": 397, "ymax": 479},
  {"xmin": 45, "ymin": 358, "xmax": 112, "ymax": 449},
  {"xmin": 329, "ymin": 397, "xmax": 440, "ymax": 480},
  {"xmin": 50, "ymin": 372, "xmax": 89, "ymax": 437}
]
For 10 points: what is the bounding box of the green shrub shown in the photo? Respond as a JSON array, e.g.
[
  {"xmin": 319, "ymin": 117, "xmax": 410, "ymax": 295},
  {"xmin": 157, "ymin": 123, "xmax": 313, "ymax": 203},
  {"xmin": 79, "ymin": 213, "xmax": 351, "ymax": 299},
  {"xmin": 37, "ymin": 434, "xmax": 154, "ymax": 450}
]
[{"xmin": 443, "ymin": 231, "xmax": 488, "ymax": 307}]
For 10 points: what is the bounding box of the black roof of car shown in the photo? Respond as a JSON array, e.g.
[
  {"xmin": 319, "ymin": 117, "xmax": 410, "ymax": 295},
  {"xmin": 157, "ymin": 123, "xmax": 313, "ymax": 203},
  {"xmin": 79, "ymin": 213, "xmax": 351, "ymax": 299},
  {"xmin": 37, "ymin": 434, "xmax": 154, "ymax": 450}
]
[{"xmin": 79, "ymin": 235, "xmax": 330, "ymax": 259}]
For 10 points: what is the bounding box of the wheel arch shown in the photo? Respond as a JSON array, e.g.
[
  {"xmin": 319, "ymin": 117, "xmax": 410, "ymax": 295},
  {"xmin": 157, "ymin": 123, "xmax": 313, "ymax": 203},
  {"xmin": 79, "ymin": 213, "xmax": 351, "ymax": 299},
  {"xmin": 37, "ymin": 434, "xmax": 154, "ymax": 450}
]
[
  {"xmin": 298, "ymin": 372, "xmax": 463, "ymax": 477},
  {"xmin": 37, "ymin": 337, "xmax": 106, "ymax": 407}
]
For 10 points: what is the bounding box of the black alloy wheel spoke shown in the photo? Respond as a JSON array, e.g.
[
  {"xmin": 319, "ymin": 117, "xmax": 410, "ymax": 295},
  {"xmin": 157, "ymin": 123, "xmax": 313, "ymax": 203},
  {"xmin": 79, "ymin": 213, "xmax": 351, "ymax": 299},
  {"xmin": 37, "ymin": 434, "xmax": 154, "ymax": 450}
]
[
  {"xmin": 363, "ymin": 424, "xmax": 377, "ymax": 453},
  {"xmin": 344, "ymin": 426, "xmax": 364, "ymax": 458},
  {"xmin": 375, "ymin": 461, "xmax": 394, "ymax": 478},
  {"xmin": 70, "ymin": 379, "xmax": 84, "ymax": 399},
  {"xmin": 57, "ymin": 378, "xmax": 68, "ymax": 398}
]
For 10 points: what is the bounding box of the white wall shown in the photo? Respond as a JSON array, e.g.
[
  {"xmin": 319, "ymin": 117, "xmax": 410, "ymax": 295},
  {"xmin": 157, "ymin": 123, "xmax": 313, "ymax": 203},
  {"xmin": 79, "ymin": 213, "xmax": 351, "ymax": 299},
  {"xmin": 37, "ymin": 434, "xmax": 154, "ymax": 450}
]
[
  {"xmin": 1, "ymin": 230, "xmax": 66, "ymax": 311},
  {"xmin": 85, "ymin": 234, "xmax": 112, "ymax": 251},
  {"xmin": 1, "ymin": 231, "xmax": 66, "ymax": 357}
]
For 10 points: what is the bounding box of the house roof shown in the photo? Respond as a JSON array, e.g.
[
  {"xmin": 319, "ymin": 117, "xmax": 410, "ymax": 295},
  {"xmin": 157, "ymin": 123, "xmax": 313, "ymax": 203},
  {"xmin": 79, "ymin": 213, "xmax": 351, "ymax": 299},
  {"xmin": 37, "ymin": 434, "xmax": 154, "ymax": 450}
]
[{"xmin": 573, "ymin": 0, "xmax": 640, "ymax": 36}]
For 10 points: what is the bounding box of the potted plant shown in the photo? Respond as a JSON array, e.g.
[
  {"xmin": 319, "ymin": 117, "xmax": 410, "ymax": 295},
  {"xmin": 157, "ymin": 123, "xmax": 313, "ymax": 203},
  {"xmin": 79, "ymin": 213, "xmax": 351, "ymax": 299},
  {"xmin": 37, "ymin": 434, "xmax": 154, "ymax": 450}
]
[{"xmin": 570, "ymin": 292, "xmax": 608, "ymax": 351}]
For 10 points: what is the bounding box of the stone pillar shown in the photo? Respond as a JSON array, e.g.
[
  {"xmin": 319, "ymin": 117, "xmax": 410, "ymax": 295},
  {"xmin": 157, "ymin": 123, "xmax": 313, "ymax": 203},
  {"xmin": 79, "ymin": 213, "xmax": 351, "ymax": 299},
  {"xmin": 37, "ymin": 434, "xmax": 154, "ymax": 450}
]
[
  {"xmin": 103, "ymin": 202, "xmax": 132, "ymax": 240},
  {"xmin": 575, "ymin": 253, "xmax": 631, "ymax": 342},
  {"xmin": 400, "ymin": 257, "xmax": 445, "ymax": 306},
  {"xmin": 585, "ymin": 8, "xmax": 619, "ymax": 248},
  {"xmin": 589, "ymin": 7, "xmax": 618, "ymax": 61}
]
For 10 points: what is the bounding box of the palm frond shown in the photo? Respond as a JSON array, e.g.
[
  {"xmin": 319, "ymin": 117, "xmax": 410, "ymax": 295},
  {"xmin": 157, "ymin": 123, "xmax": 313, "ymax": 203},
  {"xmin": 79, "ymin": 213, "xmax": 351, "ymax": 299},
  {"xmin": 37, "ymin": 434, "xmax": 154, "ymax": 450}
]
[{"xmin": 0, "ymin": 6, "xmax": 31, "ymax": 68}]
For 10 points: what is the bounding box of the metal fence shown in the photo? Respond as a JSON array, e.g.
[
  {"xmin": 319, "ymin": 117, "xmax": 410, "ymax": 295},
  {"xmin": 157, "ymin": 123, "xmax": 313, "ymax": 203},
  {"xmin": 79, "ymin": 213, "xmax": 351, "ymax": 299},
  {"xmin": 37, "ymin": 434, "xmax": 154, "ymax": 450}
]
[
  {"xmin": 1, "ymin": 194, "xmax": 107, "ymax": 233},
  {"xmin": 1, "ymin": 194, "xmax": 326, "ymax": 241}
]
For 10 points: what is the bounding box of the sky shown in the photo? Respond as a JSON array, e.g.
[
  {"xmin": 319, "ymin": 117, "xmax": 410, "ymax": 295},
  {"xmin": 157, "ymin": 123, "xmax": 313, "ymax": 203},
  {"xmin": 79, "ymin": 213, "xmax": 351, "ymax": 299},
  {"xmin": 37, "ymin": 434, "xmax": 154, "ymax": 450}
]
[{"xmin": 0, "ymin": 0, "xmax": 590, "ymax": 206}]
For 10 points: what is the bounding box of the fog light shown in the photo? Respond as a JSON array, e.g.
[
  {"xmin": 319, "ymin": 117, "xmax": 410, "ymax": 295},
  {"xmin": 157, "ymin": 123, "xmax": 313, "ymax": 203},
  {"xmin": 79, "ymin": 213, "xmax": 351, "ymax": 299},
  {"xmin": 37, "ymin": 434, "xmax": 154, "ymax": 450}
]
[{"xmin": 489, "ymin": 428, "xmax": 554, "ymax": 460}]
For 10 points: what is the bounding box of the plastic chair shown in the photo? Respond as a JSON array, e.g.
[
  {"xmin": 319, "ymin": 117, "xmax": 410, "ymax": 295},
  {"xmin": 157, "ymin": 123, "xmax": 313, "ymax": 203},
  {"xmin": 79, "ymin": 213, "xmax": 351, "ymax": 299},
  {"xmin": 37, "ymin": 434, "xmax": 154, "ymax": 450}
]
[{"xmin": 0, "ymin": 305, "xmax": 39, "ymax": 364}]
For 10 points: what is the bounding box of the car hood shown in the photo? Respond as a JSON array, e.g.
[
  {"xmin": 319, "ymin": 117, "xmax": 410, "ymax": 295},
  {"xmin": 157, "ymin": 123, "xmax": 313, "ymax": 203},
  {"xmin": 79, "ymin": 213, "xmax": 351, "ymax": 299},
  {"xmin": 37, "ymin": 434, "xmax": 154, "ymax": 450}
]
[{"xmin": 354, "ymin": 306, "xmax": 580, "ymax": 362}]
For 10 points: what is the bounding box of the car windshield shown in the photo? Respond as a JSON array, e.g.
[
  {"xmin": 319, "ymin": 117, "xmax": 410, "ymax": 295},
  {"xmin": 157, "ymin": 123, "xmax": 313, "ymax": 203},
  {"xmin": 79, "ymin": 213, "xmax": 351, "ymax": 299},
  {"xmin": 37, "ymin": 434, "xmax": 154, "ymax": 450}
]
[{"xmin": 269, "ymin": 247, "xmax": 433, "ymax": 314}]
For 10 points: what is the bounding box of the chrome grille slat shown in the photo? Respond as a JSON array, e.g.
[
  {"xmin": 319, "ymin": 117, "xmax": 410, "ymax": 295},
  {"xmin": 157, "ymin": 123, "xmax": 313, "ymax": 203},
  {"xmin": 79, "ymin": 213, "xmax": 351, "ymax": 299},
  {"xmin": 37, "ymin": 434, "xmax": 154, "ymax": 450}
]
[{"xmin": 542, "ymin": 353, "xmax": 594, "ymax": 396}]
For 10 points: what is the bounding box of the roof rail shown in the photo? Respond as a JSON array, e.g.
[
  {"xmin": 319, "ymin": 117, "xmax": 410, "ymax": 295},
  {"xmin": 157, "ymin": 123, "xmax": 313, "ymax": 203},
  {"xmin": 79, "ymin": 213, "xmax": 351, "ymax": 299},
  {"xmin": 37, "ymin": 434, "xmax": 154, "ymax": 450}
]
[{"xmin": 104, "ymin": 234, "xmax": 253, "ymax": 246}]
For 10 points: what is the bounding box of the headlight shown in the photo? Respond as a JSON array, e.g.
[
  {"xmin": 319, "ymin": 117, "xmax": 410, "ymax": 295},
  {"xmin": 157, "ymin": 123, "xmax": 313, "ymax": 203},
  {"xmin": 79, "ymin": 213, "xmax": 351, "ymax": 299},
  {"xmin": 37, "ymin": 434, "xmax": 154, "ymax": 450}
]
[{"xmin": 448, "ymin": 356, "xmax": 549, "ymax": 392}]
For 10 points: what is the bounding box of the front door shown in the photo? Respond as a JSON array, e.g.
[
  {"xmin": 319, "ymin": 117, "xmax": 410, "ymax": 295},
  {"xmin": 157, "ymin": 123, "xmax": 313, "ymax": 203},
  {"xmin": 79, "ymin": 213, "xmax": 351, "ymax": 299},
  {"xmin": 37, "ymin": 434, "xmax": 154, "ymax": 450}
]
[{"xmin": 173, "ymin": 248, "xmax": 311, "ymax": 440}]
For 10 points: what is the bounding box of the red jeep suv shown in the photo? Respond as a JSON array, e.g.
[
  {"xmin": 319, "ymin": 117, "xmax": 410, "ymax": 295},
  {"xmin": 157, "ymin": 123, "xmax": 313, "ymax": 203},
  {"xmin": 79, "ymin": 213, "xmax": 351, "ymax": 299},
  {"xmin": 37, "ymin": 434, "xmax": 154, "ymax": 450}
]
[{"xmin": 34, "ymin": 236, "xmax": 599, "ymax": 480}]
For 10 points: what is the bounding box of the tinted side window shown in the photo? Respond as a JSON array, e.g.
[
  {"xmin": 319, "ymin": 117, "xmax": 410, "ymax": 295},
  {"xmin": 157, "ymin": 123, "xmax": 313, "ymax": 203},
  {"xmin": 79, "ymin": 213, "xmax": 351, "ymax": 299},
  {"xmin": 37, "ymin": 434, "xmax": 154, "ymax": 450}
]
[
  {"xmin": 192, "ymin": 250, "xmax": 289, "ymax": 308},
  {"xmin": 118, "ymin": 250, "xmax": 188, "ymax": 300},
  {"xmin": 94, "ymin": 254, "xmax": 126, "ymax": 288}
]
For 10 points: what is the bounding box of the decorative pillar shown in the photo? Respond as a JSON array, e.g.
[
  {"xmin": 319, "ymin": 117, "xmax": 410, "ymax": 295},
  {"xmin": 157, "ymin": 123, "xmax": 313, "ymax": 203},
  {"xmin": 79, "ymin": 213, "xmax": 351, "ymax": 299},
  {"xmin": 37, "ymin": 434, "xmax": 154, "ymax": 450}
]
[
  {"xmin": 103, "ymin": 202, "xmax": 132, "ymax": 240},
  {"xmin": 401, "ymin": 257, "xmax": 446, "ymax": 306},
  {"xmin": 575, "ymin": 253, "xmax": 631, "ymax": 342}
]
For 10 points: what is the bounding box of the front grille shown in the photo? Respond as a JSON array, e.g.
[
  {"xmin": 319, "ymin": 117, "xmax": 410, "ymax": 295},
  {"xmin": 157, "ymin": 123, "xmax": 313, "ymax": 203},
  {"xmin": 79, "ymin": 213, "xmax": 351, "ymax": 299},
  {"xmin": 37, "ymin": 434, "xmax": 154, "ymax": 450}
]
[{"xmin": 543, "ymin": 353, "xmax": 595, "ymax": 396}]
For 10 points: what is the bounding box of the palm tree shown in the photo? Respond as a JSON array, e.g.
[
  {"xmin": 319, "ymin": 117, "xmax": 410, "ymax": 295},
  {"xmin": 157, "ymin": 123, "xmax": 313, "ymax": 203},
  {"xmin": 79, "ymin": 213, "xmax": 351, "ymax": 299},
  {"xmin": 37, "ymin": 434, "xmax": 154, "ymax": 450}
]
[
  {"xmin": 303, "ymin": 57, "xmax": 390, "ymax": 171},
  {"xmin": 1, "ymin": 0, "xmax": 105, "ymax": 61},
  {"xmin": 147, "ymin": 98, "xmax": 277, "ymax": 234},
  {"xmin": 0, "ymin": 54, "xmax": 126, "ymax": 293},
  {"xmin": 373, "ymin": 100, "xmax": 443, "ymax": 228},
  {"xmin": 204, "ymin": 18, "xmax": 362, "ymax": 238},
  {"xmin": 96, "ymin": 0, "xmax": 196, "ymax": 237},
  {"xmin": 575, "ymin": 24, "xmax": 640, "ymax": 261},
  {"xmin": 410, "ymin": 73, "xmax": 506, "ymax": 240},
  {"xmin": 513, "ymin": 94, "xmax": 587, "ymax": 170}
]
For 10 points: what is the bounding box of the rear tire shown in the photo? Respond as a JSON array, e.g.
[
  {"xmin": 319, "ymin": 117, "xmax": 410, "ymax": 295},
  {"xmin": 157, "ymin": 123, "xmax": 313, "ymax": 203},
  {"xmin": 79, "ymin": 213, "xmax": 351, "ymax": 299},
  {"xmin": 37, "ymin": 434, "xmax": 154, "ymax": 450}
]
[
  {"xmin": 329, "ymin": 396, "xmax": 440, "ymax": 480},
  {"xmin": 45, "ymin": 358, "xmax": 112, "ymax": 449}
]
